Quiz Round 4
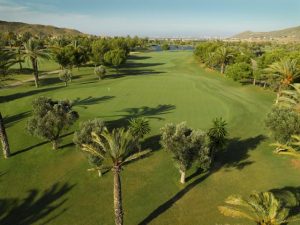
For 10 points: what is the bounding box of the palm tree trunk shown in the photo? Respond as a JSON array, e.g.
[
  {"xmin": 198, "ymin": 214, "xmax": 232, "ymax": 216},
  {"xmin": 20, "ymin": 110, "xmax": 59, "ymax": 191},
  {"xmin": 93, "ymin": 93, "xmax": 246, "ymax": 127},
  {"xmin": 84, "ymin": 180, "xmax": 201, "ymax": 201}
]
[
  {"xmin": 18, "ymin": 47, "xmax": 23, "ymax": 71},
  {"xmin": 0, "ymin": 113, "xmax": 10, "ymax": 159},
  {"xmin": 253, "ymin": 78, "xmax": 256, "ymax": 86},
  {"xmin": 31, "ymin": 58, "xmax": 39, "ymax": 88},
  {"xmin": 19, "ymin": 61, "xmax": 23, "ymax": 72},
  {"xmin": 113, "ymin": 165, "xmax": 123, "ymax": 225},
  {"xmin": 220, "ymin": 63, "xmax": 225, "ymax": 74},
  {"xmin": 180, "ymin": 169, "xmax": 186, "ymax": 184}
]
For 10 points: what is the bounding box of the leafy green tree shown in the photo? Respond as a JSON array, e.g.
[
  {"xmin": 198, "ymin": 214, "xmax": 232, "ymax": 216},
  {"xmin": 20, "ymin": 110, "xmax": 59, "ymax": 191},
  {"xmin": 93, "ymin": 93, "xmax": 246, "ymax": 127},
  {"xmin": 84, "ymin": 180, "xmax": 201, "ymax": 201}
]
[
  {"xmin": 94, "ymin": 65, "xmax": 106, "ymax": 80},
  {"xmin": 91, "ymin": 39, "xmax": 110, "ymax": 65},
  {"xmin": 79, "ymin": 127, "xmax": 149, "ymax": 225},
  {"xmin": 73, "ymin": 119, "xmax": 105, "ymax": 176},
  {"xmin": 215, "ymin": 46, "xmax": 234, "ymax": 74},
  {"xmin": 128, "ymin": 117, "xmax": 151, "ymax": 151},
  {"xmin": 27, "ymin": 97, "xmax": 79, "ymax": 149},
  {"xmin": 23, "ymin": 38, "xmax": 50, "ymax": 87},
  {"xmin": 104, "ymin": 49, "xmax": 127, "ymax": 73},
  {"xmin": 219, "ymin": 191, "xmax": 300, "ymax": 225},
  {"xmin": 52, "ymin": 46, "xmax": 74, "ymax": 69},
  {"xmin": 161, "ymin": 43, "xmax": 170, "ymax": 51},
  {"xmin": 207, "ymin": 118, "xmax": 228, "ymax": 164},
  {"xmin": 160, "ymin": 122, "xmax": 210, "ymax": 184},
  {"xmin": 0, "ymin": 112, "xmax": 10, "ymax": 159},
  {"xmin": 226, "ymin": 62, "xmax": 253, "ymax": 81},
  {"xmin": 194, "ymin": 41, "xmax": 221, "ymax": 63},
  {"xmin": 59, "ymin": 69, "xmax": 72, "ymax": 86},
  {"xmin": 266, "ymin": 58, "xmax": 300, "ymax": 104},
  {"xmin": 110, "ymin": 37, "xmax": 130, "ymax": 55},
  {"xmin": 69, "ymin": 42, "xmax": 89, "ymax": 70},
  {"xmin": 265, "ymin": 106, "xmax": 300, "ymax": 144}
]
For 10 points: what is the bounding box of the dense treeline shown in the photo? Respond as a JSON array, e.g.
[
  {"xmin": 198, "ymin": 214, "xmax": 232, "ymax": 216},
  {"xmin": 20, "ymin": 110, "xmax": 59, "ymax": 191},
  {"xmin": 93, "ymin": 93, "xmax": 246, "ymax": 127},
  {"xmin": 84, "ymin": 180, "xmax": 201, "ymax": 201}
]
[
  {"xmin": 0, "ymin": 31, "xmax": 149, "ymax": 86},
  {"xmin": 194, "ymin": 41, "xmax": 300, "ymax": 89}
]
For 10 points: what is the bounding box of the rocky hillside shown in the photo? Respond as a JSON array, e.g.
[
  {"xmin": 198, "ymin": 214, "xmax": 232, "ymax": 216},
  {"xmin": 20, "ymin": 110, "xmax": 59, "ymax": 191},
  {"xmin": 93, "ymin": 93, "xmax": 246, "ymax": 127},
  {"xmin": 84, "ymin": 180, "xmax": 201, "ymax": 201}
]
[{"xmin": 0, "ymin": 20, "xmax": 84, "ymax": 36}]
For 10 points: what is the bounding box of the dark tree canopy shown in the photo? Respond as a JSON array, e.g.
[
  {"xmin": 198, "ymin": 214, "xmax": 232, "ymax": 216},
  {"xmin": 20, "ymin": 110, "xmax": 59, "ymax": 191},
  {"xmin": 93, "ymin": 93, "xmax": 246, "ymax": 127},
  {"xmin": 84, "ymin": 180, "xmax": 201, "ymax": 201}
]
[{"xmin": 27, "ymin": 96, "xmax": 79, "ymax": 149}]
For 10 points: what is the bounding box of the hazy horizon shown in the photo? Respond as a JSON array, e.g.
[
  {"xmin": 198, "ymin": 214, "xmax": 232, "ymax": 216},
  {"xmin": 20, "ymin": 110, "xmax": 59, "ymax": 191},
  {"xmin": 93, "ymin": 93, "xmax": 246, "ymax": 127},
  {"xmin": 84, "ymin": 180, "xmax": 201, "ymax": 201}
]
[{"xmin": 0, "ymin": 0, "xmax": 299, "ymax": 38}]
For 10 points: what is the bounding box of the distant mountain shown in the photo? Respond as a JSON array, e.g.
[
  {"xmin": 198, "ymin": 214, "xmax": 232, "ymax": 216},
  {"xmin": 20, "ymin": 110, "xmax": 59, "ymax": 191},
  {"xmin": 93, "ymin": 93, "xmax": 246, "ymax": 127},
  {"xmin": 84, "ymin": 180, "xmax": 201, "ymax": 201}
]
[
  {"xmin": 0, "ymin": 20, "xmax": 84, "ymax": 37},
  {"xmin": 232, "ymin": 26, "xmax": 300, "ymax": 42}
]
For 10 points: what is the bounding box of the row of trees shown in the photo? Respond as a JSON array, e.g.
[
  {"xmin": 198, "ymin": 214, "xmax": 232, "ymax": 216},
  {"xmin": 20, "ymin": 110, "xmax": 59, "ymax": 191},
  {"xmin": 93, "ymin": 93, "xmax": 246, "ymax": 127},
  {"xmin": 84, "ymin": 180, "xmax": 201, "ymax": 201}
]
[
  {"xmin": 0, "ymin": 33, "xmax": 149, "ymax": 87},
  {"xmin": 194, "ymin": 41, "xmax": 300, "ymax": 102}
]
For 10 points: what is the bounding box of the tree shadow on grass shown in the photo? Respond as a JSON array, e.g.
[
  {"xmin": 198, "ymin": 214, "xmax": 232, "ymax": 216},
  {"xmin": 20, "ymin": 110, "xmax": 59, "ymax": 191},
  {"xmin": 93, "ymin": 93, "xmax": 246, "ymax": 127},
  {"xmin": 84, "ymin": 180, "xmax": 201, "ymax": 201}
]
[
  {"xmin": 105, "ymin": 104, "xmax": 176, "ymax": 129},
  {"xmin": 73, "ymin": 96, "xmax": 115, "ymax": 109},
  {"xmin": 0, "ymin": 182, "xmax": 75, "ymax": 225},
  {"xmin": 139, "ymin": 135, "xmax": 267, "ymax": 224},
  {"xmin": 4, "ymin": 111, "xmax": 31, "ymax": 127},
  {"xmin": 138, "ymin": 172, "xmax": 211, "ymax": 225},
  {"xmin": 127, "ymin": 55, "xmax": 152, "ymax": 61},
  {"xmin": 11, "ymin": 131, "xmax": 74, "ymax": 156},
  {"xmin": 216, "ymin": 135, "xmax": 267, "ymax": 171},
  {"xmin": 122, "ymin": 62, "xmax": 165, "ymax": 68},
  {"xmin": 0, "ymin": 86, "xmax": 64, "ymax": 103},
  {"xmin": 141, "ymin": 135, "xmax": 161, "ymax": 152},
  {"xmin": 106, "ymin": 69, "xmax": 165, "ymax": 79}
]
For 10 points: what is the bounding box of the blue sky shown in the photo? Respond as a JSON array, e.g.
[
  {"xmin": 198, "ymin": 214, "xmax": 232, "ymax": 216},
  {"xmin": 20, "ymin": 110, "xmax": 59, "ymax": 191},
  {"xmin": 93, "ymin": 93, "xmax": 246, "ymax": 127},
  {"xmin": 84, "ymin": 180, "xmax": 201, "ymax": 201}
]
[{"xmin": 0, "ymin": 0, "xmax": 299, "ymax": 37}]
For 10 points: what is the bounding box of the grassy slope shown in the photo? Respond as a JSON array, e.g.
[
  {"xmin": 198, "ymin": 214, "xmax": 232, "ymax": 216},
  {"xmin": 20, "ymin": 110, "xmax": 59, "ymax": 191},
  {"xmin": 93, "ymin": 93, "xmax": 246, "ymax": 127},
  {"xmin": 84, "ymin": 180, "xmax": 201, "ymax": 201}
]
[{"xmin": 0, "ymin": 51, "xmax": 299, "ymax": 225}]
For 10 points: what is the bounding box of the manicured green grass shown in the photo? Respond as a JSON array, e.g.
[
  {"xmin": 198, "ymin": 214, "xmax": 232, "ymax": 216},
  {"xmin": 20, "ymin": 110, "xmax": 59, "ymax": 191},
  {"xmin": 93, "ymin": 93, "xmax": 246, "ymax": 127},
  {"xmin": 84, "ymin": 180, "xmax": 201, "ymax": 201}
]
[
  {"xmin": 0, "ymin": 51, "xmax": 299, "ymax": 225},
  {"xmin": 1, "ymin": 60, "xmax": 60, "ymax": 86}
]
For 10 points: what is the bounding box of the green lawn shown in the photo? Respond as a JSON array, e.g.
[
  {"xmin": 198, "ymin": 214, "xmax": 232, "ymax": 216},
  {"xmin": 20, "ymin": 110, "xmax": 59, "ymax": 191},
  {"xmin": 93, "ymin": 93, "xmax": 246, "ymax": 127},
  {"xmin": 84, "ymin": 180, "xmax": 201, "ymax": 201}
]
[
  {"xmin": 0, "ymin": 51, "xmax": 299, "ymax": 225},
  {"xmin": 0, "ymin": 60, "xmax": 60, "ymax": 86}
]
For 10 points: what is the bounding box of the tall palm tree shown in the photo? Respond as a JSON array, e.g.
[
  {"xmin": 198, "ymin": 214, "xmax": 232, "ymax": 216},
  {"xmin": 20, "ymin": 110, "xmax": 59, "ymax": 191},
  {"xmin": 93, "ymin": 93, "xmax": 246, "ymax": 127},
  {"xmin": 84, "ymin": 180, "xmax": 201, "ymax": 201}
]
[
  {"xmin": 0, "ymin": 112, "xmax": 10, "ymax": 159},
  {"xmin": 81, "ymin": 127, "xmax": 149, "ymax": 225},
  {"xmin": 266, "ymin": 59, "xmax": 300, "ymax": 104},
  {"xmin": 207, "ymin": 117, "xmax": 227, "ymax": 164},
  {"xmin": 215, "ymin": 46, "xmax": 234, "ymax": 74},
  {"xmin": 278, "ymin": 83, "xmax": 300, "ymax": 112},
  {"xmin": 23, "ymin": 39, "xmax": 50, "ymax": 87},
  {"xmin": 219, "ymin": 191, "xmax": 300, "ymax": 225}
]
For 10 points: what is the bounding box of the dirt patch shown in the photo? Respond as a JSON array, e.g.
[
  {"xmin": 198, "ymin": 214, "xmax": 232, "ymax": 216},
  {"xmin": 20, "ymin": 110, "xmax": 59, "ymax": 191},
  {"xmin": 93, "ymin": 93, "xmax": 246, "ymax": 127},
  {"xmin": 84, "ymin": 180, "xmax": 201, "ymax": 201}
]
[{"xmin": 291, "ymin": 159, "xmax": 300, "ymax": 170}]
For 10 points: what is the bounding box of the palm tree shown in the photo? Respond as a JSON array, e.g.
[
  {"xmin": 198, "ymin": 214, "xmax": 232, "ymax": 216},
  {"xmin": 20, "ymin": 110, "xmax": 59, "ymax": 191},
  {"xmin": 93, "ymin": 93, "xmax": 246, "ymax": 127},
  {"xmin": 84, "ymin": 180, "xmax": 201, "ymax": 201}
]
[
  {"xmin": 271, "ymin": 135, "xmax": 300, "ymax": 158},
  {"xmin": 219, "ymin": 191, "xmax": 300, "ymax": 225},
  {"xmin": 207, "ymin": 117, "xmax": 227, "ymax": 164},
  {"xmin": 278, "ymin": 83, "xmax": 300, "ymax": 112},
  {"xmin": 81, "ymin": 127, "xmax": 150, "ymax": 225},
  {"xmin": 204, "ymin": 52, "xmax": 216, "ymax": 69},
  {"xmin": 23, "ymin": 39, "xmax": 50, "ymax": 87},
  {"xmin": 0, "ymin": 112, "xmax": 10, "ymax": 159},
  {"xmin": 0, "ymin": 48, "xmax": 19, "ymax": 76},
  {"xmin": 215, "ymin": 46, "xmax": 234, "ymax": 74},
  {"xmin": 266, "ymin": 59, "xmax": 300, "ymax": 104},
  {"xmin": 128, "ymin": 117, "xmax": 151, "ymax": 151}
]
